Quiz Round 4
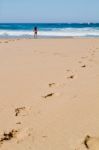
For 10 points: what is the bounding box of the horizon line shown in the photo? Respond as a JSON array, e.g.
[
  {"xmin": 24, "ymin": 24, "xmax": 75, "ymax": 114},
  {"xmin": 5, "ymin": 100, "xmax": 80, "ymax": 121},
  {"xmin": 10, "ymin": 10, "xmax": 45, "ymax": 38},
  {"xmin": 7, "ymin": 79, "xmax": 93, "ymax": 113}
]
[{"xmin": 0, "ymin": 22, "xmax": 99, "ymax": 24}]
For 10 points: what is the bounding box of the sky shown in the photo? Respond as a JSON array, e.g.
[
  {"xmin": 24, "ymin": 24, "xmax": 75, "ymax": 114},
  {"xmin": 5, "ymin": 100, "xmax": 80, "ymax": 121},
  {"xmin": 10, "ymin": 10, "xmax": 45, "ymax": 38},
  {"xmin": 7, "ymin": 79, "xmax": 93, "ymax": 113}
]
[{"xmin": 0, "ymin": 0, "xmax": 99, "ymax": 23}]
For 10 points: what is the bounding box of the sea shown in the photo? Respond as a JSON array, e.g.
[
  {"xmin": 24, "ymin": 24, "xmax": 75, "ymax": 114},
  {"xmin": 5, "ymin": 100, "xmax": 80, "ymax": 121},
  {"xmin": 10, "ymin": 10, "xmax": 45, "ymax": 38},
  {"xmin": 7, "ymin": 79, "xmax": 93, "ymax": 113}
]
[{"xmin": 0, "ymin": 23, "xmax": 99, "ymax": 38}]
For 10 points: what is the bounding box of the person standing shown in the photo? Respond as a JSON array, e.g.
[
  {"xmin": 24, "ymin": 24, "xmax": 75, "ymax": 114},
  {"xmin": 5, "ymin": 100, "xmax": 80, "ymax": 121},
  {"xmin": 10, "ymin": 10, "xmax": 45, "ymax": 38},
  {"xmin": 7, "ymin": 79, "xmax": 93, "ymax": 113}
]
[{"xmin": 34, "ymin": 26, "xmax": 38, "ymax": 38}]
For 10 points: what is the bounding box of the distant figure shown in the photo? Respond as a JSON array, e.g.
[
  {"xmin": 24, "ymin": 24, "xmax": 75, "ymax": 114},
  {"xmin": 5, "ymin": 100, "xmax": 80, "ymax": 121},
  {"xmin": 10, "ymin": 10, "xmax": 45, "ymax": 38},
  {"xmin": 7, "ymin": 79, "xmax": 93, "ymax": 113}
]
[{"xmin": 34, "ymin": 26, "xmax": 38, "ymax": 38}]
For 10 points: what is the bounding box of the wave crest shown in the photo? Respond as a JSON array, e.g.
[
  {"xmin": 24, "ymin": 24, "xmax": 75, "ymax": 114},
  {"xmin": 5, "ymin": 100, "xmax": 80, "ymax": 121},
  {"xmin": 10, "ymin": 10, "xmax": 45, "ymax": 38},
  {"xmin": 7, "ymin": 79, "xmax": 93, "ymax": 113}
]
[{"xmin": 0, "ymin": 28, "xmax": 99, "ymax": 38}]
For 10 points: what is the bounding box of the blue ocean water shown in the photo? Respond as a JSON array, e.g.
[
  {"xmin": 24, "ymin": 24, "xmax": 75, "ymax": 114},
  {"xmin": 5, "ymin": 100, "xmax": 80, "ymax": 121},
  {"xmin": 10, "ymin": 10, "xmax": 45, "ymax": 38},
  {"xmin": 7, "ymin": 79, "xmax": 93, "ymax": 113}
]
[{"xmin": 0, "ymin": 23, "xmax": 99, "ymax": 38}]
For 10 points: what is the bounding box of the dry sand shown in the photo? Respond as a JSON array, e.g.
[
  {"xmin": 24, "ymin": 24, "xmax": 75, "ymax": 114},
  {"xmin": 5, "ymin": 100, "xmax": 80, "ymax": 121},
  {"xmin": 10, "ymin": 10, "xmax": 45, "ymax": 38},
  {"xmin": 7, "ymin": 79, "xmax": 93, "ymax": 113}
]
[{"xmin": 0, "ymin": 38, "xmax": 99, "ymax": 150}]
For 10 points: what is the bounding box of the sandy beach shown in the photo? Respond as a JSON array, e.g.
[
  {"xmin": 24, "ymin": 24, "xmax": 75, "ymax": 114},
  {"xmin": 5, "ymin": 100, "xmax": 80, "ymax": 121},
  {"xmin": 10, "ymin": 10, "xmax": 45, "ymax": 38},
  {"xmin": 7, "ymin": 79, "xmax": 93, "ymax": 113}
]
[{"xmin": 0, "ymin": 38, "xmax": 99, "ymax": 150}]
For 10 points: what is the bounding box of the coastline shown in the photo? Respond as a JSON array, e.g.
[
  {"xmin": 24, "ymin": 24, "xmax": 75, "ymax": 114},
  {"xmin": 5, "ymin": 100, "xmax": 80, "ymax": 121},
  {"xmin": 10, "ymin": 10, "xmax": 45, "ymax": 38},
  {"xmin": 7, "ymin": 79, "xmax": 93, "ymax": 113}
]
[
  {"xmin": 0, "ymin": 38, "xmax": 99, "ymax": 150},
  {"xmin": 1, "ymin": 23, "xmax": 99, "ymax": 38},
  {"xmin": 0, "ymin": 36, "xmax": 99, "ymax": 39}
]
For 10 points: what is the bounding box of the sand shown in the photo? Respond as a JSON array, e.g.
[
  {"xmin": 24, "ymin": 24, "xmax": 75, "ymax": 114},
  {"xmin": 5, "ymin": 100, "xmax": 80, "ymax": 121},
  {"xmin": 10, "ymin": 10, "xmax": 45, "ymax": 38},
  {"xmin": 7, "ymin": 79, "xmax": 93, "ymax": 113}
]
[{"xmin": 0, "ymin": 38, "xmax": 99, "ymax": 150}]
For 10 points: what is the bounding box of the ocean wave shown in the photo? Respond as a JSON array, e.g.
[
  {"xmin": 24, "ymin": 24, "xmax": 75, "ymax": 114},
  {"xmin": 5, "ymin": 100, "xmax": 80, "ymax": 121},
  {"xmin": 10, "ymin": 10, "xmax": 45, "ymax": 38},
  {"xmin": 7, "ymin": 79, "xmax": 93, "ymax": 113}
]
[{"xmin": 0, "ymin": 28, "xmax": 99, "ymax": 38}]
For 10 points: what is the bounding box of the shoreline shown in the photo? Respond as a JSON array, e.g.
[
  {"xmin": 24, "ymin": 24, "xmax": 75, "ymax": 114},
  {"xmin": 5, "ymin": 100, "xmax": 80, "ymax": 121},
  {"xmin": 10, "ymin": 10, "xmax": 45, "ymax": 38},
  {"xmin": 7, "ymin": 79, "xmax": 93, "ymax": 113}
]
[{"xmin": 0, "ymin": 36, "xmax": 99, "ymax": 40}]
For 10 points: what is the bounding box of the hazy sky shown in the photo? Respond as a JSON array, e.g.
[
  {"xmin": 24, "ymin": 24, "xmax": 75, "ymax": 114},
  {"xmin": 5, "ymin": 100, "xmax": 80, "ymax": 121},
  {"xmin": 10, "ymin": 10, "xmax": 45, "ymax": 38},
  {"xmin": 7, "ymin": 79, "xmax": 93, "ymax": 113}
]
[{"xmin": 0, "ymin": 0, "xmax": 99, "ymax": 23}]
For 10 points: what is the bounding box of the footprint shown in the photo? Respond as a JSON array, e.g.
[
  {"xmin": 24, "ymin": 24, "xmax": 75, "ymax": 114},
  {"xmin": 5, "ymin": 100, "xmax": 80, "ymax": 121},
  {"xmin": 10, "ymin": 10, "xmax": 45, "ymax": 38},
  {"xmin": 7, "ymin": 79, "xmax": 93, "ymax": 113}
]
[
  {"xmin": 16, "ymin": 128, "xmax": 33, "ymax": 143},
  {"xmin": 81, "ymin": 65, "xmax": 86, "ymax": 68},
  {"xmin": 15, "ymin": 107, "xmax": 26, "ymax": 116},
  {"xmin": 16, "ymin": 122, "xmax": 21, "ymax": 125},
  {"xmin": 83, "ymin": 135, "xmax": 90, "ymax": 149},
  {"xmin": 0, "ymin": 128, "xmax": 33, "ymax": 146},
  {"xmin": 86, "ymin": 136, "xmax": 99, "ymax": 150},
  {"xmin": 15, "ymin": 106, "xmax": 31, "ymax": 117},
  {"xmin": 48, "ymin": 82, "xmax": 66, "ymax": 89},
  {"xmin": 81, "ymin": 56, "xmax": 88, "ymax": 59},
  {"xmin": 66, "ymin": 69, "xmax": 75, "ymax": 79},
  {"xmin": 42, "ymin": 93, "xmax": 54, "ymax": 99},
  {"xmin": 78, "ymin": 61, "xmax": 82, "ymax": 64},
  {"xmin": 0, "ymin": 129, "xmax": 18, "ymax": 145},
  {"xmin": 67, "ymin": 75, "xmax": 74, "ymax": 79},
  {"xmin": 49, "ymin": 83, "xmax": 55, "ymax": 87},
  {"xmin": 66, "ymin": 69, "xmax": 71, "ymax": 72},
  {"xmin": 76, "ymin": 135, "xmax": 99, "ymax": 150},
  {"xmin": 42, "ymin": 135, "xmax": 48, "ymax": 138}
]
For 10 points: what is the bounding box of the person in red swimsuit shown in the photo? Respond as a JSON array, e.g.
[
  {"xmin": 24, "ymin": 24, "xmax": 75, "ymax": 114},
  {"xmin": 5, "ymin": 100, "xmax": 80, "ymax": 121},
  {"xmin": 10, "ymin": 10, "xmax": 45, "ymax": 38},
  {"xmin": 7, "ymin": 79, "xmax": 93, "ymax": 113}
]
[{"xmin": 34, "ymin": 26, "xmax": 38, "ymax": 38}]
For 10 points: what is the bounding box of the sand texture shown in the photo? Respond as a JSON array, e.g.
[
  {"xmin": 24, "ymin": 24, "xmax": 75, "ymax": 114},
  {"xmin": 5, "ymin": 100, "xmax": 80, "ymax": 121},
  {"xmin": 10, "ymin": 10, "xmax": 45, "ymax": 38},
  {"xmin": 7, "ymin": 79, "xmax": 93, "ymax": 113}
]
[{"xmin": 0, "ymin": 38, "xmax": 99, "ymax": 150}]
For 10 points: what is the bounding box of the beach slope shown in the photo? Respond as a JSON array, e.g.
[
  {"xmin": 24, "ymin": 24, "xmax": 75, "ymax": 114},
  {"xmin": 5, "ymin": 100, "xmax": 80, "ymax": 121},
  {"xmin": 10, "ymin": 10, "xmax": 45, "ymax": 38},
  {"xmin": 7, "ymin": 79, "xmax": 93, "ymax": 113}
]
[{"xmin": 0, "ymin": 38, "xmax": 99, "ymax": 150}]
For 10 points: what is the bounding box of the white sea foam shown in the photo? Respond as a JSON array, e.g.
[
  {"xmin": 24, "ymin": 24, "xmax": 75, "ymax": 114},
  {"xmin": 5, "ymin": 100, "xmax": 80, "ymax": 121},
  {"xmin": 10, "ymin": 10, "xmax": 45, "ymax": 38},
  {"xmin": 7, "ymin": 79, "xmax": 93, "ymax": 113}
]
[{"xmin": 0, "ymin": 28, "xmax": 99, "ymax": 38}]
